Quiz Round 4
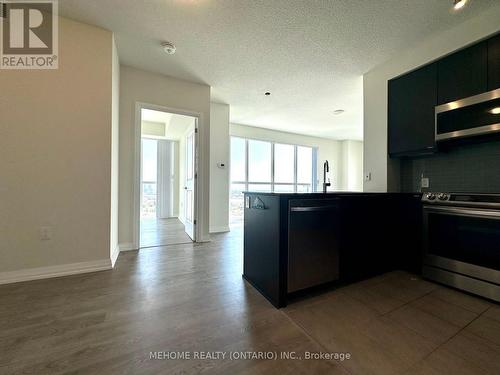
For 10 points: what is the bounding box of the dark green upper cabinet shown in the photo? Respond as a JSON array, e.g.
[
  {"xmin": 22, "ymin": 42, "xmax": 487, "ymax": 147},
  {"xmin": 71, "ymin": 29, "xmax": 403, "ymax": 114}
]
[
  {"xmin": 488, "ymin": 33, "xmax": 500, "ymax": 90},
  {"xmin": 388, "ymin": 63, "xmax": 437, "ymax": 157},
  {"xmin": 437, "ymin": 41, "xmax": 488, "ymax": 104},
  {"xmin": 388, "ymin": 35, "xmax": 499, "ymax": 159}
]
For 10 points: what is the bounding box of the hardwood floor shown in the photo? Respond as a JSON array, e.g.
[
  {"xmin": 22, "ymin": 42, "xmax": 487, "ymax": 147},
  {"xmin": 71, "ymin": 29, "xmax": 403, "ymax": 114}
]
[
  {"xmin": 1, "ymin": 228, "xmax": 498, "ymax": 374},
  {"xmin": 140, "ymin": 217, "xmax": 193, "ymax": 248}
]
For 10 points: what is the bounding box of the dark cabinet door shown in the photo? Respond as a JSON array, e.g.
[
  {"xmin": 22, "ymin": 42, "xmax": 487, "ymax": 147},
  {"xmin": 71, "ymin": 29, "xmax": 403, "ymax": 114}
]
[
  {"xmin": 488, "ymin": 33, "xmax": 500, "ymax": 90},
  {"xmin": 438, "ymin": 42, "xmax": 487, "ymax": 104},
  {"xmin": 394, "ymin": 195, "xmax": 422, "ymax": 274},
  {"xmin": 243, "ymin": 194, "xmax": 282, "ymax": 307},
  {"xmin": 339, "ymin": 196, "xmax": 395, "ymax": 282},
  {"xmin": 388, "ymin": 63, "xmax": 437, "ymax": 157}
]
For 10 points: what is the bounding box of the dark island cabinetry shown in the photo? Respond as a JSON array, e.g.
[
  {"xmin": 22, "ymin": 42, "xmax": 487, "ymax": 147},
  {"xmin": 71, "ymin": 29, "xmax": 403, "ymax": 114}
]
[
  {"xmin": 243, "ymin": 194, "xmax": 283, "ymax": 306},
  {"xmin": 243, "ymin": 192, "xmax": 422, "ymax": 308}
]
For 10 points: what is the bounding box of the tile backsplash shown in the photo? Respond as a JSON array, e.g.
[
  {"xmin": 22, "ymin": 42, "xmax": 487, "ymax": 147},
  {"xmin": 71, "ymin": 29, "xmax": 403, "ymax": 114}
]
[{"xmin": 400, "ymin": 140, "xmax": 500, "ymax": 193}]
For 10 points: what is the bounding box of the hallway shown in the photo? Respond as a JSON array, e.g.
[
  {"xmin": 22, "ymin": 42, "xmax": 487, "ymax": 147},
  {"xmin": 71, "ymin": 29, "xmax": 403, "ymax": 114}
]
[{"xmin": 140, "ymin": 218, "xmax": 193, "ymax": 248}]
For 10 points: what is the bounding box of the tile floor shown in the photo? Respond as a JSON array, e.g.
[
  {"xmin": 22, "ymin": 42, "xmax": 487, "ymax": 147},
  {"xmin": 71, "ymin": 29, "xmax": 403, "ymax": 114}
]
[{"xmin": 284, "ymin": 271, "xmax": 498, "ymax": 375}]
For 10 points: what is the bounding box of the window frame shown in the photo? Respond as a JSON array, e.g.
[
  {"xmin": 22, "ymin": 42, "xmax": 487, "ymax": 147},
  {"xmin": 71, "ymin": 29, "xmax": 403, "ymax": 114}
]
[{"xmin": 230, "ymin": 136, "xmax": 317, "ymax": 193}]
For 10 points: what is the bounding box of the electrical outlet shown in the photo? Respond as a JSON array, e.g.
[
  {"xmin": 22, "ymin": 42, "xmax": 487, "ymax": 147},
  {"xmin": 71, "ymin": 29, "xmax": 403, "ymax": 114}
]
[
  {"xmin": 364, "ymin": 172, "xmax": 371, "ymax": 182},
  {"xmin": 39, "ymin": 226, "xmax": 53, "ymax": 241},
  {"xmin": 421, "ymin": 177, "xmax": 430, "ymax": 188}
]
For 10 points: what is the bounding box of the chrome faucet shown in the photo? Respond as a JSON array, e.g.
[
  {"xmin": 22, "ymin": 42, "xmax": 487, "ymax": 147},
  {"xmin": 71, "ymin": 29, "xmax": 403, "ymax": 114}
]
[{"xmin": 323, "ymin": 160, "xmax": 331, "ymax": 193}]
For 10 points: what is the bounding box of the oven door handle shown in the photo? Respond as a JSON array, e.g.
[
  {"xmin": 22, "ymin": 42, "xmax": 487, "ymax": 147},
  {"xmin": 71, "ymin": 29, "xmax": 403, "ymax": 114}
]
[{"xmin": 424, "ymin": 205, "xmax": 500, "ymax": 219}]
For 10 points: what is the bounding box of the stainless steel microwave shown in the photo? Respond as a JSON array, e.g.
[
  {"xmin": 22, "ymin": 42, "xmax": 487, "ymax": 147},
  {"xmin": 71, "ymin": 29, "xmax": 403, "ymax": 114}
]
[{"xmin": 435, "ymin": 88, "xmax": 500, "ymax": 142}]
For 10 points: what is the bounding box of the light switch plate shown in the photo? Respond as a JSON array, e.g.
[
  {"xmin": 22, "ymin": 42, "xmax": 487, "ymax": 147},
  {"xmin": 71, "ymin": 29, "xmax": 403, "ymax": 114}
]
[{"xmin": 421, "ymin": 177, "xmax": 429, "ymax": 188}]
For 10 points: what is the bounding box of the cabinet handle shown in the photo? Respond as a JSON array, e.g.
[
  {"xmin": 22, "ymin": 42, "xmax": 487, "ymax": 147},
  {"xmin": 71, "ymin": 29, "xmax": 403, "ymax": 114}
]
[{"xmin": 290, "ymin": 205, "xmax": 338, "ymax": 212}]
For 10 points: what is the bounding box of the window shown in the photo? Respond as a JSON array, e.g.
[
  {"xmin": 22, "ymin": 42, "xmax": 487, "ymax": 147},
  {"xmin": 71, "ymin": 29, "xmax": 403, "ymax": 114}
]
[
  {"xmin": 248, "ymin": 140, "xmax": 271, "ymax": 182},
  {"xmin": 230, "ymin": 137, "xmax": 317, "ymax": 223},
  {"xmin": 274, "ymin": 143, "xmax": 294, "ymax": 183},
  {"xmin": 230, "ymin": 183, "xmax": 245, "ymax": 224},
  {"xmin": 141, "ymin": 138, "xmax": 158, "ymax": 218},
  {"xmin": 230, "ymin": 137, "xmax": 245, "ymax": 182},
  {"xmin": 297, "ymin": 146, "xmax": 313, "ymax": 191}
]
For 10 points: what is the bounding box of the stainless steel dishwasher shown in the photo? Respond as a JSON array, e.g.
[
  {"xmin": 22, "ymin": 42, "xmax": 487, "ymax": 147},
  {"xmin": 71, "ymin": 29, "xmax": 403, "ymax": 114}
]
[{"xmin": 287, "ymin": 198, "xmax": 340, "ymax": 293}]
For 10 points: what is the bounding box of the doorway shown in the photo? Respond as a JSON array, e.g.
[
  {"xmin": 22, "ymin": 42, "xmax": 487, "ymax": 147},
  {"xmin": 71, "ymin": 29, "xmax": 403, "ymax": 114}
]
[{"xmin": 138, "ymin": 106, "xmax": 198, "ymax": 248}]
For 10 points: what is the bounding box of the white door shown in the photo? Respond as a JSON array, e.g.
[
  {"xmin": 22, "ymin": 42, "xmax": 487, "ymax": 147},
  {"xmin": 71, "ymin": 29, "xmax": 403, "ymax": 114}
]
[{"xmin": 184, "ymin": 130, "xmax": 195, "ymax": 240}]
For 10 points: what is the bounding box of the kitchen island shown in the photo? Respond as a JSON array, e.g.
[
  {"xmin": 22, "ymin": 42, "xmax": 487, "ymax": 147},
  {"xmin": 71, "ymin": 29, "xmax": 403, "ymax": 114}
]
[{"xmin": 243, "ymin": 192, "xmax": 422, "ymax": 307}]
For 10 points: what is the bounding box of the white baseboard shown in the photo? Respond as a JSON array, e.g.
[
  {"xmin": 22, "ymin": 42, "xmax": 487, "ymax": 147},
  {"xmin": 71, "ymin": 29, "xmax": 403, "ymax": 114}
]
[
  {"xmin": 0, "ymin": 259, "xmax": 113, "ymax": 285},
  {"xmin": 209, "ymin": 226, "xmax": 230, "ymax": 233},
  {"xmin": 111, "ymin": 245, "xmax": 120, "ymax": 267},
  {"xmin": 118, "ymin": 243, "xmax": 137, "ymax": 252}
]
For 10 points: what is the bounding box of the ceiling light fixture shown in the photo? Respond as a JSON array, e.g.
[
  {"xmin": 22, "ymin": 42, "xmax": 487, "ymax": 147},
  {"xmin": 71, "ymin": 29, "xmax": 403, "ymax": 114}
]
[
  {"xmin": 333, "ymin": 109, "xmax": 345, "ymax": 115},
  {"xmin": 162, "ymin": 41, "xmax": 176, "ymax": 55},
  {"xmin": 490, "ymin": 107, "xmax": 500, "ymax": 115},
  {"xmin": 453, "ymin": 0, "xmax": 467, "ymax": 10}
]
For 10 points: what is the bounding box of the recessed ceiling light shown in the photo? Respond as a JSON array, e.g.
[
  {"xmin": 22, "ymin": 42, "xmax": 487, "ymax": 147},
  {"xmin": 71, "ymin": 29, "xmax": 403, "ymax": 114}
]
[
  {"xmin": 333, "ymin": 109, "xmax": 345, "ymax": 115},
  {"xmin": 453, "ymin": 0, "xmax": 467, "ymax": 10},
  {"xmin": 264, "ymin": 92, "xmax": 271, "ymax": 96},
  {"xmin": 490, "ymin": 107, "xmax": 500, "ymax": 115},
  {"xmin": 161, "ymin": 41, "xmax": 176, "ymax": 55}
]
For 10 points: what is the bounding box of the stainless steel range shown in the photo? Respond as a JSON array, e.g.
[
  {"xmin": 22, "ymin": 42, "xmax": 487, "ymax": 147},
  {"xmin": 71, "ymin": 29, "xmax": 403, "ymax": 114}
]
[{"xmin": 422, "ymin": 192, "xmax": 500, "ymax": 302}]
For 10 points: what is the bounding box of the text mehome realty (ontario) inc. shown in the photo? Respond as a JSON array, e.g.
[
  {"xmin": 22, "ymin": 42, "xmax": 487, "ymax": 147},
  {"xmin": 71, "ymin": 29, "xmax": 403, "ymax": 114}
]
[{"xmin": 149, "ymin": 351, "xmax": 352, "ymax": 361}]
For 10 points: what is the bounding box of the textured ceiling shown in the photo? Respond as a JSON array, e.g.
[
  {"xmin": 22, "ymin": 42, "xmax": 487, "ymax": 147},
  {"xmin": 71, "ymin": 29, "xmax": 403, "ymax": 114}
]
[
  {"xmin": 60, "ymin": 0, "xmax": 499, "ymax": 140},
  {"xmin": 142, "ymin": 109, "xmax": 173, "ymax": 125}
]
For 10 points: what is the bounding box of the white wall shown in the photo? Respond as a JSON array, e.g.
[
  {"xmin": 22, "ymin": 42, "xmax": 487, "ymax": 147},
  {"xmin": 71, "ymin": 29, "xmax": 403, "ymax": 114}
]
[
  {"xmin": 119, "ymin": 66, "xmax": 211, "ymax": 247},
  {"xmin": 341, "ymin": 140, "xmax": 363, "ymax": 192},
  {"xmin": 230, "ymin": 124, "xmax": 359, "ymax": 191},
  {"xmin": 363, "ymin": 6, "xmax": 500, "ymax": 192},
  {"xmin": 210, "ymin": 103, "xmax": 230, "ymax": 233},
  {"xmin": 0, "ymin": 17, "xmax": 116, "ymax": 281}
]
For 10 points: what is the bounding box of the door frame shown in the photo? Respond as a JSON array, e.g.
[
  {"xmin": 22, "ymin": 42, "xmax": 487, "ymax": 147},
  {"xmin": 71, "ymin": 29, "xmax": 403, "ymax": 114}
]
[
  {"xmin": 133, "ymin": 102, "xmax": 200, "ymax": 249},
  {"xmin": 183, "ymin": 129, "xmax": 196, "ymax": 239}
]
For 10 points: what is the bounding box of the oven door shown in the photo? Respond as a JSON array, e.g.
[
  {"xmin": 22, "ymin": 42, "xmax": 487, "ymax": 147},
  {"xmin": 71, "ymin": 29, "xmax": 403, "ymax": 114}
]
[{"xmin": 423, "ymin": 205, "xmax": 500, "ymax": 285}]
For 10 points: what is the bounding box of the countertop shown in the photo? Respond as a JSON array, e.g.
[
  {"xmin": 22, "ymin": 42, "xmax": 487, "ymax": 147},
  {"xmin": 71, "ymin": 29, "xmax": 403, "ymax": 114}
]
[{"xmin": 243, "ymin": 191, "xmax": 421, "ymax": 197}]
